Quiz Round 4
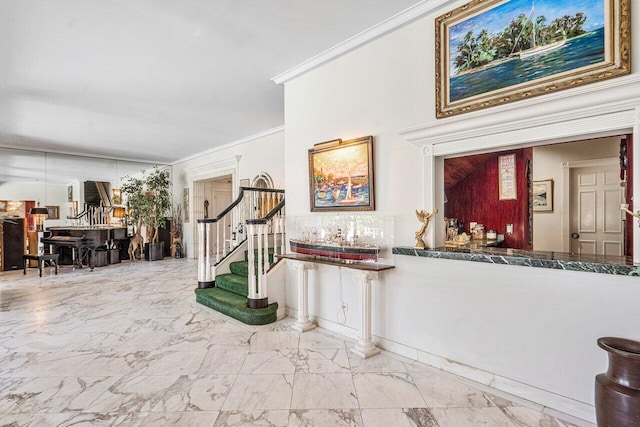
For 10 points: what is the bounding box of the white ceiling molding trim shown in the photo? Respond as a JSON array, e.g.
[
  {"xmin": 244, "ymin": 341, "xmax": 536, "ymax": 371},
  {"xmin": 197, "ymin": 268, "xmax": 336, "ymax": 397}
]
[
  {"xmin": 172, "ymin": 126, "xmax": 284, "ymax": 166},
  {"xmin": 402, "ymin": 96, "xmax": 640, "ymax": 155},
  {"xmin": 401, "ymin": 74, "xmax": 640, "ymax": 147},
  {"xmin": 184, "ymin": 156, "xmax": 241, "ymax": 183},
  {"xmin": 271, "ymin": 0, "xmax": 448, "ymax": 85}
]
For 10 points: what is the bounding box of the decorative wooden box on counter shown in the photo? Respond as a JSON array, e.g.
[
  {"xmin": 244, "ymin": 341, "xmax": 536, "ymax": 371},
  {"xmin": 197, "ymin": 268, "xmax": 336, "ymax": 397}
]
[
  {"xmin": 277, "ymin": 253, "xmax": 394, "ymax": 358},
  {"xmin": 393, "ymin": 246, "xmax": 638, "ymax": 276}
]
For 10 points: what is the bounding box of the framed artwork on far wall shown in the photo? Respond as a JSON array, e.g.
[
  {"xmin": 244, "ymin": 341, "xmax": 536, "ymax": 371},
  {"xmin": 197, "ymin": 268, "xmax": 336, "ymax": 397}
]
[
  {"xmin": 183, "ymin": 188, "xmax": 189, "ymax": 222},
  {"xmin": 498, "ymin": 154, "xmax": 517, "ymax": 200},
  {"xmin": 435, "ymin": 0, "xmax": 631, "ymax": 118},
  {"xmin": 533, "ymin": 179, "xmax": 554, "ymax": 212},
  {"xmin": 308, "ymin": 136, "xmax": 375, "ymax": 212},
  {"xmin": 0, "ymin": 200, "xmax": 7, "ymax": 212},
  {"xmin": 112, "ymin": 189, "xmax": 122, "ymax": 205},
  {"xmin": 45, "ymin": 206, "xmax": 60, "ymax": 220},
  {"xmin": 67, "ymin": 185, "xmax": 73, "ymax": 202}
]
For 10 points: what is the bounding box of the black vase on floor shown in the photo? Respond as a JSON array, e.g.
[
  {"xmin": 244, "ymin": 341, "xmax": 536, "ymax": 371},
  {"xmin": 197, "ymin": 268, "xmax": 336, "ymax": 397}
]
[
  {"xmin": 144, "ymin": 242, "xmax": 165, "ymax": 261},
  {"xmin": 595, "ymin": 337, "xmax": 640, "ymax": 427}
]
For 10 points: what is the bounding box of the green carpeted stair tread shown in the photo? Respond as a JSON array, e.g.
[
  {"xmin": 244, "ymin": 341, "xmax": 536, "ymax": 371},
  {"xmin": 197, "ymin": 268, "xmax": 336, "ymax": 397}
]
[
  {"xmin": 229, "ymin": 261, "xmax": 249, "ymax": 277},
  {"xmin": 195, "ymin": 288, "xmax": 277, "ymax": 325},
  {"xmin": 229, "ymin": 260, "xmax": 272, "ymax": 278},
  {"xmin": 216, "ymin": 273, "xmax": 248, "ymax": 296},
  {"xmin": 244, "ymin": 249, "xmax": 275, "ymax": 263}
]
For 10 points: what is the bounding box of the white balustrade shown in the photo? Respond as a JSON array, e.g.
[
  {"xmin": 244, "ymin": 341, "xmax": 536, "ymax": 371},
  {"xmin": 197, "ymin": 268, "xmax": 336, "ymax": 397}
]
[{"xmin": 196, "ymin": 187, "xmax": 285, "ymax": 308}]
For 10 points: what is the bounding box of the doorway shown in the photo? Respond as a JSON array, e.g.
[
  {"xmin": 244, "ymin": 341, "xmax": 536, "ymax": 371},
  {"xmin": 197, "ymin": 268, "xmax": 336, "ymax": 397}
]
[
  {"xmin": 192, "ymin": 175, "xmax": 233, "ymax": 258},
  {"xmin": 569, "ymin": 160, "xmax": 624, "ymax": 256}
]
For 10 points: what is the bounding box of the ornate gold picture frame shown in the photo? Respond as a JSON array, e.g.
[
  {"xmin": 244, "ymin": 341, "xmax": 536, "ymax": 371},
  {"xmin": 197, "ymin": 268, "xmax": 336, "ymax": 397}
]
[
  {"xmin": 308, "ymin": 136, "xmax": 375, "ymax": 212},
  {"xmin": 435, "ymin": 0, "xmax": 631, "ymax": 118}
]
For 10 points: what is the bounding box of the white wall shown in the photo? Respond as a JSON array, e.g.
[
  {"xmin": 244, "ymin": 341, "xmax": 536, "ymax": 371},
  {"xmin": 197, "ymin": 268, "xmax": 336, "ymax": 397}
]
[
  {"xmin": 171, "ymin": 129, "xmax": 285, "ymax": 257},
  {"xmin": 282, "ymin": 2, "xmax": 640, "ymax": 423},
  {"xmin": 533, "ymin": 137, "xmax": 621, "ymax": 251}
]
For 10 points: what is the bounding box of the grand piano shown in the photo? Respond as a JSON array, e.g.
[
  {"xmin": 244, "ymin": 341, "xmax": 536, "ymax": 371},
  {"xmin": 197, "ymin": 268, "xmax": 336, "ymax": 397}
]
[{"xmin": 43, "ymin": 226, "xmax": 127, "ymax": 270}]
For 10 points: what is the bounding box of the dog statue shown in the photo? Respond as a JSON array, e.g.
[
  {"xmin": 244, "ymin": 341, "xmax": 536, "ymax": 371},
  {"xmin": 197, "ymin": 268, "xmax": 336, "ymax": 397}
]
[{"xmin": 128, "ymin": 229, "xmax": 144, "ymax": 262}]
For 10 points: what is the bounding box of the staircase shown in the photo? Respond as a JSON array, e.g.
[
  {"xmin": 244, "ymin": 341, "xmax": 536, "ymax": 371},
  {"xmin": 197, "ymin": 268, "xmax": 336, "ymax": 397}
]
[
  {"xmin": 194, "ymin": 186, "xmax": 286, "ymax": 325},
  {"xmin": 195, "ymin": 249, "xmax": 278, "ymax": 325}
]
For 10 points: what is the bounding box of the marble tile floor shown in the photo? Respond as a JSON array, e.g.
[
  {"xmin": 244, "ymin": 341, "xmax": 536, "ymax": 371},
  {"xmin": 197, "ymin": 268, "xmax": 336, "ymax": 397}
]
[{"xmin": 0, "ymin": 259, "xmax": 590, "ymax": 427}]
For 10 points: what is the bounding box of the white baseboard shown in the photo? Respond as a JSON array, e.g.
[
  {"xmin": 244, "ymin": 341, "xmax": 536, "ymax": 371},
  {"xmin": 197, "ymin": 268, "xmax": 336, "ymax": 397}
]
[{"xmin": 284, "ymin": 306, "xmax": 595, "ymax": 425}]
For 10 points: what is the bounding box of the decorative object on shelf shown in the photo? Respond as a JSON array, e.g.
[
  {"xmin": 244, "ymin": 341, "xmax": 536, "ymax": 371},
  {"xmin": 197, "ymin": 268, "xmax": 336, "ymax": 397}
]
[
  {"xmin": 533, "ymin": 179, "xmax": 554, "ymax": 212},
  {"xmin": 498, "ymin": 154, "xmax": 517, "ymax": 200},
  {"xmin": 414, "ymin": 209, "xmax": 438, "ymax": 249},
  {"xmin": 308, "ymin": 136, "xmax": 374, "ymax": 212},
  {"xmin": 595, "ymin": 337, "xmax": 640, "ymax": 426},
  {"xmin": 289, "ymin": 214, "xmax": 394, "ymax": 262},
  {"xmin": 289, "ymin": 239, "xmax": 380, "ymax": 261},
  {"xmin": 204, "ymin": 199, "xmax": 209, "ymax": 219},
  {"xmin": 435, "ymin": 0, "xmax": 631, "ymax": 118},
  {"xmin": 45, "ymin": 206, "xmax": 59, "ymax": 220}
]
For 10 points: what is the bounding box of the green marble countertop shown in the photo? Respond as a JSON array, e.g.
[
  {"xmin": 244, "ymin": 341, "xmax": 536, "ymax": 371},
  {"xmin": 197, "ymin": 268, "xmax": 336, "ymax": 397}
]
[{"xmin": 393, "ymin": 246, "xmax": 639, "ymax": 276}]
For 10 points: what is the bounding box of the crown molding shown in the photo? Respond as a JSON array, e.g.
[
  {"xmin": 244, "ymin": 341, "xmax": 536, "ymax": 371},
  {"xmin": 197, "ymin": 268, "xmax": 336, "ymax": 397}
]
[
  {"xmin": 184, "ymin": 155, "xmax": 241, "ymax": 181},
  {"xmin": 272, "ymin": 0, "xmax": 449, "ymax": 85},
  {"xmin": 172, "ymin": 125, "xmax": 285, "ymax": 166},
  {"xmin": 401, "ymin": 74, "xmax": 640, "ymax": 149}
]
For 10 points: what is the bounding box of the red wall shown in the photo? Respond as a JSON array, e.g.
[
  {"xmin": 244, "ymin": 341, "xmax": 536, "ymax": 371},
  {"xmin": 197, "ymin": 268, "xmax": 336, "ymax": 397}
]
[{"xmin": 445, "ymin": 148, "xmax": 532, "ymax": 250}]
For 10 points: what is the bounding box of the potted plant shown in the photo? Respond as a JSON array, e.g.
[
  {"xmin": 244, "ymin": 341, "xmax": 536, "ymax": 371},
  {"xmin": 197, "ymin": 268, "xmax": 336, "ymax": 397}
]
[
  {"xmin": 143, "ymin": 167, "xmax": 171, "ymax": 260},
  {"xmin": 120, "ymin": 166, "xmax": 171, "ymax": 261},
  {"xmin": 120, "ymin": 174, "xmax": 145, "ymax": 261}
]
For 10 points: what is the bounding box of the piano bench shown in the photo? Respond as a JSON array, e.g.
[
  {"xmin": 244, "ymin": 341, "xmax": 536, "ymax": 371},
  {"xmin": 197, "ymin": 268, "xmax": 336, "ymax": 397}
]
[{"xmin": 23, "ymin": 254, "xmax": 59, "ymax": 277}]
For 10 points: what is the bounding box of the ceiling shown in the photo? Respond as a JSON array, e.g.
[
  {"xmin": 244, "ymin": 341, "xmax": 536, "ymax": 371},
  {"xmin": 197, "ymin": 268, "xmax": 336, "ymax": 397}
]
[{"xmin": 0, "ymin": 0, "xmax": 423, "ymax": 164}]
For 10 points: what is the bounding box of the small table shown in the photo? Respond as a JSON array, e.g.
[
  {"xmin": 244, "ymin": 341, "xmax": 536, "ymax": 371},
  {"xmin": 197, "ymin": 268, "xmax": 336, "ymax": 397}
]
[
  {"xmin": 23, "ymin": 253, "xmax": 59, "ymax": 277},
  {"xmin": 277, "ymin": 253, "xmax": 395, "ymax": 359}
]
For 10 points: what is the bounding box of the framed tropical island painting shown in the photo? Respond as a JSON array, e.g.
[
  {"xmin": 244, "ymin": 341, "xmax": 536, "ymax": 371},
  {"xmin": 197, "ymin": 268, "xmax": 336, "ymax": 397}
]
[{"xmin": 435, "ymin": 0, "xmax": 630, "ymax": 118}]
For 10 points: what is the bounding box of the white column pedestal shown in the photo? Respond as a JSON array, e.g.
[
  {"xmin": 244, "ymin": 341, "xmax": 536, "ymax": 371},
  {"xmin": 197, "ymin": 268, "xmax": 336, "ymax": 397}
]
[
  {"xmin": 291, "ymin": 261, "xmax": 316, "ymax": 332},
  {"xmin": 351, "ymin": 270, "xmax": 380, "ymax": 359}
]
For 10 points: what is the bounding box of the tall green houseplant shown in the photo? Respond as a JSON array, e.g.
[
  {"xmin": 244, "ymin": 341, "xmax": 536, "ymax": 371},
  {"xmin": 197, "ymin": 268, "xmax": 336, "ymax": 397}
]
[
  {"xmin": 120, "ymin": 166, "xmax": 171, "ymax": 244},
  {"xmin": 120, "ymin": 174, "xmax": 145, "ymax": 236},
  {"xmin": 144, "ymin": 166, "xmax": 171, "ymax": 244}
]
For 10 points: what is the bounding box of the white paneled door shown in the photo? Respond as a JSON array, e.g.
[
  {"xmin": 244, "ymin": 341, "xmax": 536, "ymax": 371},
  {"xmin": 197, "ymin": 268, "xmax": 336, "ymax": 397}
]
[{"xmin": 570, "ymin": 165, "xmax": 624, "ymax": 256}]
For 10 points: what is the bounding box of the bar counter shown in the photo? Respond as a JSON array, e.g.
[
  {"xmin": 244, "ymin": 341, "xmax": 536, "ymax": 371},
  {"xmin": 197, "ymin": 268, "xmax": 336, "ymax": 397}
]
[{"xmin": 393, "ymin": 245, "xmax": 638, "ymax": 276}]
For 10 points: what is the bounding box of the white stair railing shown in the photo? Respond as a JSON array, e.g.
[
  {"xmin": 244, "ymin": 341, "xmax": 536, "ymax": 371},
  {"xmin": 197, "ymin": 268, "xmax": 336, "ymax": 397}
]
[
  {"xmin": 197, "ymin": 187, "xmax": 285, "ymax": 289},
  {"xmin": 246, "ymin": 198, "xmax": 286, "ymax": 309}
]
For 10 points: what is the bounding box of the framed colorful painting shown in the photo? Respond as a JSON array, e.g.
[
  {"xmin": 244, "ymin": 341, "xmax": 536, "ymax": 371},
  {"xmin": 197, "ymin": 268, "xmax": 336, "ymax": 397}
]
[
  {"xmin": 308, "ymin": 136, "xmax": 375, "ymax": 212},
  {"xmin": 435, "ymin": 0, "xmax": 630, "ymax": 118}
]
